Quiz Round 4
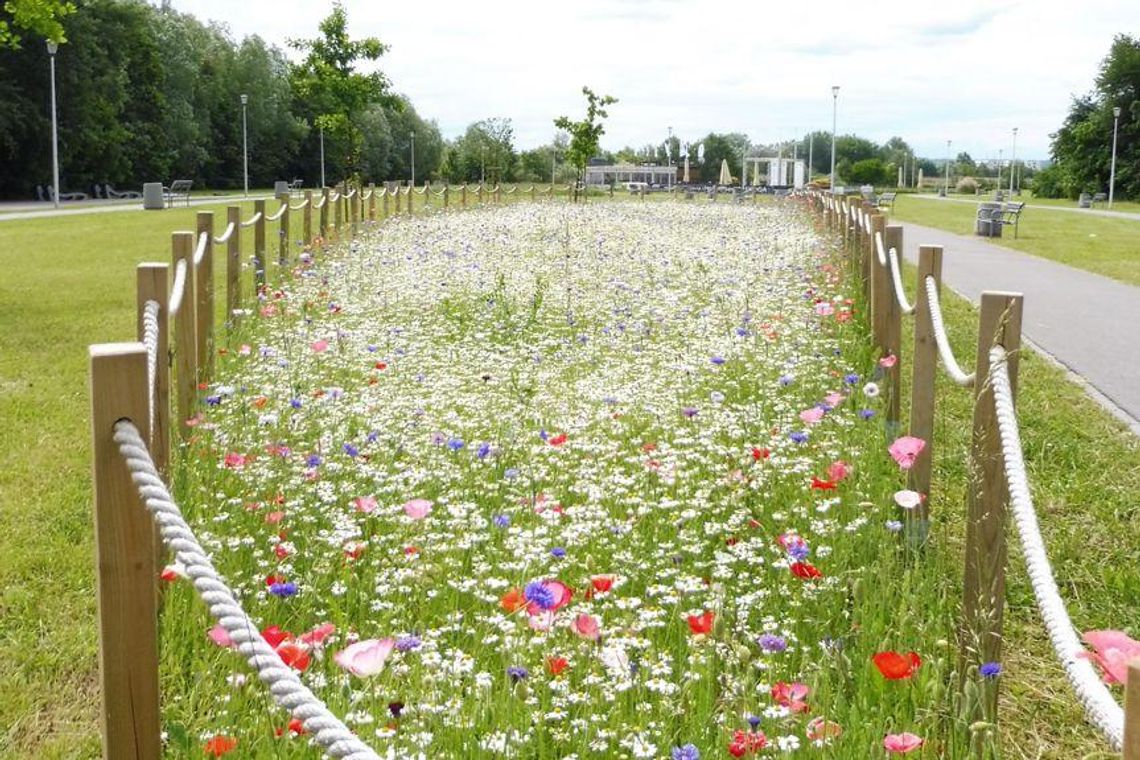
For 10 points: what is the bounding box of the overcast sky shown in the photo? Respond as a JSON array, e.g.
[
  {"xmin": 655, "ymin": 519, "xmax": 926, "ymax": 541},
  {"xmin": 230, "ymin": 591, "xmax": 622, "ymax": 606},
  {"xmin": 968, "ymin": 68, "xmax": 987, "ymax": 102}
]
[{"xmin": 172, "ymin": 0, "xmax": 1138, "ymax": 161}]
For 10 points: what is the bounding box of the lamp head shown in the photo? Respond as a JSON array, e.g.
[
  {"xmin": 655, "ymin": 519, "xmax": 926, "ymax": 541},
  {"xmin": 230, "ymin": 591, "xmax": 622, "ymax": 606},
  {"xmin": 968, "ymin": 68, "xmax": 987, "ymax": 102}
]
[
  {"xmin": 1113, "ymin": 106, "xmax": 1122, "ymax": 118},
  {"xmin": 831, "ymin": 85, "xmax": 840, "ymax": 97},
  {"xmin": 1012, "ymin": 127, "xmax": 1018, "ymax": 135},
  {"xmin": 47, "ymin": 40, "xmax": 58, "ymax": 55},
  {"xmin": 240, "ymin": 94, "xmax": 248, "ymax": 105}
]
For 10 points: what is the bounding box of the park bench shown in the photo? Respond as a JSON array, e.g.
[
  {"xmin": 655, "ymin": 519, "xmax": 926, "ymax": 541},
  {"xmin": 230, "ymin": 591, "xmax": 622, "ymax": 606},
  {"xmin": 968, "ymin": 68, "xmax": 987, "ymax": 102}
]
[
  {"xmin": 1091, "ymin": 192, "xmax": 1107, "ymax": 207},
  {"xmin": 163, "ymin": 179, "xmax": 193, "ymax": 208},
  {"xmin": 289, "ymin": 178, "xmax": 304, "ymax": 195},
  {"xmin": 999, "ymin": 202, "xmax": 1025, "ymax": 238},
  {"xmin": 104, "ymin": 183, "xmax": 142, "ymax": 200},
  {"xmin": 47, "ymin": 185, "xmax": 88, "ymax": 202},
  {"xmin": 877, "ymin": 191, "xmax": 897, "ymax": 210}
]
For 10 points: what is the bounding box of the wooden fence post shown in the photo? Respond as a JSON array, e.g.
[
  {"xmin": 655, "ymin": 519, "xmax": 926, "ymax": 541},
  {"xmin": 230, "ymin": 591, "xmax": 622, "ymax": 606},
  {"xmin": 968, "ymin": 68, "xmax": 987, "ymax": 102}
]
[
  {"xmin": 303, "ymin": 190, "xmax": 313, "ymax": 245},
  {"xmin": 276, "ymin": 194, "xmax": 290, "ymax": 268},
  {"xmin": 461, "ymin": 184, "xmax": 467, "ymax": 207},
  {"xmin": 394, "ymin": 185, "xmax": 402, "ymax": 214},
  {"xmin": 478, "ymin": 184, "xmax": 484, "ymax": 204},
  {"xmin": 1125, "ymin": 660, "xmax": 1140, "ymax": 760},
  {"xmin": 350, "ymin": 185, "xmax": 359, "ymax": 232},
  {"xmin": 869, "ymin": 213, "xmax": 886, "ymax": 349},
  {"xmin": 136, "ymin": 264, "xmax": 170, "ymax": 481},
  {"xmin": 906, "ymin": 245, "xmax": 943, "ymax": 543},
  {"xmin": 320, "ymin": 188, "xmax": 330, "ymax": 240},
  {"xmin": 368, "ymin": 183, "xmax": 376, "ymax": 220},
  {"xmin": 194, "ymin": 212, "xmax": 214, "ymax": 379},
  {"xmin": 90, "ymin": 342, "xmax": 160, "ymax": 760},
  {"xmin": 334, "ymin": 185, "xmax": 343, "ymax": 232},
  {"xmin": 382, "ymin": 186, "xmax": 390, "ymax": 217},
  {"xmin": 444, "ymin": 185, "xmax": 449, "ymax": 208},
  {"xmin": 961, "ymin": 290, "xmax": 1024, "ymax": 703},
  {"xmin": 253, "ymin": 199, "xmax": 266, "ymax": 289},
  {"xmin": 171, "ymin": 232, "xmax": 197, "ymax": 437},
  {"xmin": 424, "ymin": 181, "xmax": 431, "ymax": 209},
  {"xmin": 226, "ymin": 206, "xmax": 241, "ymax": 322},
  {"xmin": 882, "ymin": 224, "xmax": 904, "ymax": 428}
]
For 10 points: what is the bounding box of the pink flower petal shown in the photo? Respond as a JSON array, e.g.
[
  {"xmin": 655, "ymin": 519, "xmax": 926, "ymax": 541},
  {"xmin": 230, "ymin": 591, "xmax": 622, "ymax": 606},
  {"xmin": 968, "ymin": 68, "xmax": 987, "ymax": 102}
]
[
  {"xmin": 334, "ymin": 638, "xmax": 395, "ymax": 677},
  {"xmin": 354, "ymin": 495, "xmax": 378, "ymax": 514},
  {"xmin": 311, "ymin": 339, "xmax": 329, "ymax": 353},
  {"xmin": 894, "ymin": 490, "xmax": 923, "ymax": 510},
  {"xmin": 888, "ymin": 436, "xmax": 926, "ymax": 470},
  {"xmin": 403, "ymin": 498, "xmax": 432, "ymax": 520},
  {"xmin": 883, "ymin": 732, "xmax": 924, "ymax": 754},
  {"xmin": 208, "ymin": 624, "xmax": 234, "ymax": 649},
  {"xmin": 799, "ymin": 407, "xmax": 825, "ymax": 425},
  {"xmin": 570, "ymin": 613, "xmax": 600, "ymax": 641}
]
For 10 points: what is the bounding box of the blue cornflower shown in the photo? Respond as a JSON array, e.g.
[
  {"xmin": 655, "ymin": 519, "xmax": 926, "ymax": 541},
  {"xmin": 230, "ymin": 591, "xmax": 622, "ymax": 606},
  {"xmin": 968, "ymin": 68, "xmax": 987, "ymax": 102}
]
[
  {"xmin": 551, "ymin": 547, "xmax": 566, "ymax": 559},
  {"xmin": 980, "ymin": 661, "xmax": 1002, "ymax": 678},
  {"xmin": 747, "ymin": 715, "xmax": 762, "ymax": 729},
  {"xmin": 493, "ymin": 514, "xmax": 510, "ymax": 528},
  {"xmin": 711, "ymin": 356, "xmax": 726, "ymax": 365},
  {"xmin": 672, "ymin": 744, "xmax": 700, "ymax": 760},
  {"xmin": 290, "ymin": 398, "xmax": 303, "ymax": 409},
  {"xmin": 682, "ymin": 406, "xmax": 699, "ymax": 419},
  {"xmin": 539, "ymin": 429, "xmax": 549, "ymax": 441},
  {"xmin": 447, "ymin": 438, "xmax": 464, "ymax": 451},
  {"xmin": 788, "ymin": 543, "xmax": 811, "ymax": 561},
  {"xmin": 477, "ymin": 442, "xmax": 492, "ymax": 459},
  {"xmin": 789, "ymin": 431, "xmax": 809, "ymax": 443},
  {"xmin": 205, "ymin": 395, "xmax": 222, "ymax": 406},
  {"xmin": 366, "ymin": 430, "xmax": 380, "ymax": 443},
  {"xmin": 735, "ymin": 326, "xmax": 751, "ymax": 337},
  {"xmin": 779, "ymin": 374, "xmax": 794, "ymax": 386},
  {"xmin": 306, "ymin": 454, "xmax": 321, "ymax": 467},
  {"xmin": 395, "ymin": 636, "xmax": 422, "ymax": 652},
  {"xmin": 757, "ymin": 633, "xmax": 787, "ymax": 653},
  {"xmin": 504, "ymin": 468, "xmax": 520, "ymax": 480},
  {"xmin": 885, "ymin": 519, "xmax": 904, "ymax": 532},
  {"xmin": 524, "ymin": 581, "xmax": 556, "ymax": 610},
  {"xmin": 859, "ymin": 409, "xmax": 876, "ymax": 420},
  {"xmin": 506, "ymin": 665, "xmax": 528, "ymax": 682},
  {"xmin": 343, "ymin": 443, "xmax": 359, "ymax": 457},
  {"xmin": 269, "ymin": 582, "xmax": 297, "ymax": 597}
]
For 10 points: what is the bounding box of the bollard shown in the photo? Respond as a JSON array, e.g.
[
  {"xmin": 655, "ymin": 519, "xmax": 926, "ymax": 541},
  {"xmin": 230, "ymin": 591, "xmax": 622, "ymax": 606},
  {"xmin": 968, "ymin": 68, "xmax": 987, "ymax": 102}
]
[
  {"xmin": 350, "ymin": 184, "xmax": 359, "ymax": 233},
  {"xmin": 194, "ymin": 211, "xmax": 214, "ymax": 378},
  {"xmin": 960, "ymin": 291, "xmax": 1024, "ymax": 710},
  {"xmin": 89, "ymin": 342, "xmax": 160, "ymax": 760}
]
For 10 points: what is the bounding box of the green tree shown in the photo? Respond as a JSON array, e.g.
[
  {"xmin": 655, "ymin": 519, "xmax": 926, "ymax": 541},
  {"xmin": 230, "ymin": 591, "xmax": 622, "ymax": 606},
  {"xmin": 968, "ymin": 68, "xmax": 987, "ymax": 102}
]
[
  {"xmin": 699, "ymin": 133, "xmax": 745, "ymax": 183},
  {"xmin": 0, "ymin": 0, "xmax": 74, "ymax": 48},
  {"xmin": 554, "ymin": 86, "xmax": 616, "ymax": 200},
  {"xmin": 846, "ymin": 158, "xmax": 888, "ymax": 186},
  {"xmin": 289, "ymin": 1, "xmax": 398, "ymax": 181}
]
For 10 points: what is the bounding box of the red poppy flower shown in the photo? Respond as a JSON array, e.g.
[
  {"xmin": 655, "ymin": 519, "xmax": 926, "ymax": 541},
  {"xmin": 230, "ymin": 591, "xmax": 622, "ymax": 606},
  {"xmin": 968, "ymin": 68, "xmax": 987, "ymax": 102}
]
[
  {"xmin": 261, "ymin": 625, "xmax": 290, "ymax": 649},
  {"xmin": 549, "ymin": 433, "xmax": 568, "ymax": 447},
  {"xmin": 547, "ymin": 656, "xmax": 569, "ymax": 675},
  {"xmin": 687, "ymin": 610, "xmax": 715, "ymax": 635},
  {"xmin": 873, "ymin": 651, "xmax": 922, "ymax": 680},
  {"xmin": 276, "ymin": 641, "xmax": 310, "ymax": 672},
  {"xmin": 203, "ymin": 735, "xmax": 238, "ymax": 756},
  {"xmin": 590, "ymin": 575, "xmax": 614, "ymax": 594},
  {"xmin": 790, "ymin": 562, "xmax": 822, "ymax": 580},
  {"xmin": 374, "ymin": 362, "xmax": 387, "ymax": 370},
  {"xmin": 500, "ymin": 587, "xmax": 527, "ymax": 614},
  {"xmin": 274, "ymin": 544, "xmax": 291, "ymax": 559},
  {"xmin": 751, "ymin": 447, "xmax": 770, "ymax": 461},
  {"xmin": 810, "ymin": 477, "xmax": 837, "ymax": 490}
]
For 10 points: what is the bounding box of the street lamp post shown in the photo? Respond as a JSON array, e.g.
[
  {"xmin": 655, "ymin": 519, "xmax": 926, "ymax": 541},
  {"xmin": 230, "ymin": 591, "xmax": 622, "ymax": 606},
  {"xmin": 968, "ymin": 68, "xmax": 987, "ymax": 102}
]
[
  {"xmin": 47, "ymin": 41, "xmax": 60, "ymax": 208},
  {"xmin": 944, "ymin": 139, "xmax": 952, "ymax": 195},
  {"xmin": 319, "ymin": 126, "xmax": 326, "ymax": 188},
  {"xmin": 997, "ymin": 148, "xmax": 1003, "ymax": 191},
  {"xmin": 481, "ymin": 145, "xmax": 486, "ymax": 185},
  {"xmin": 808, "ymin": 133, "xmax": 814, "ymax": 184},
  {"xmin": 830, "ymin": 86, "xmax": 839, "ymax": 192},
  {"xmin": 1109, "ymin": 106, "xmax": 1122, "ymax": 209},
  {"xmin": 240, "ymin": 94, "xmax": 249, "ymax": 197},
  {"xmin": 551, "ymin": 143, "xmax": 557, "ymax": 184},
  {"xmin": 410, "ymin": 131, "xmax": 416, "ymax": 187},
  {"xmin": 1009, "ymin": 127, "xmax": 1018, "ymax": 197}
]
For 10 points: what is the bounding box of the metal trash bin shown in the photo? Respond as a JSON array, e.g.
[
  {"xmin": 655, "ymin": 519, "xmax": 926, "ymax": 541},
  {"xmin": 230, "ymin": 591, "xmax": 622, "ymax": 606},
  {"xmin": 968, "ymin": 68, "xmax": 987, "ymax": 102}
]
[
  {"xmin": 142, "ymin": 182, "xmax": 164, "ymax": 210},
  {"xmin": 975, "ymin": 202, "xmax": 1002, "ymax": 237},
  {"xmin": 1078, "ymin": 192, "xmax": 1091, "ymax": 208}
]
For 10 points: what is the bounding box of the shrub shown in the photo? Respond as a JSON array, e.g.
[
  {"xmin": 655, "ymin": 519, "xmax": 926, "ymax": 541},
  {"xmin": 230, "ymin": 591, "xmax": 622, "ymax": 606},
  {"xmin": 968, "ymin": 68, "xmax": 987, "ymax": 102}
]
[{"xmin": 955, "ymin": 177, "xmax": 979, "ymax": 194}]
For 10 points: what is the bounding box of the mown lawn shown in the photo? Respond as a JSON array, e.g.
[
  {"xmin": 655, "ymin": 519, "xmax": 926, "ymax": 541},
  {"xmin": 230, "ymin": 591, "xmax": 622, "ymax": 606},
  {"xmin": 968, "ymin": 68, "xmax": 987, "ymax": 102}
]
[{"xmin": 887, "ymin": 194, "xmax": 1140, "ymax": 286}]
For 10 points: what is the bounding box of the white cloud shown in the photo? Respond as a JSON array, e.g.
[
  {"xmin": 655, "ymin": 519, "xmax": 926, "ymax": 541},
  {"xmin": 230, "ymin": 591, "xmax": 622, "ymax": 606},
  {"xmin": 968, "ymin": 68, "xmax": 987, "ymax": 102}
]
[{"xmin": 172, "ymin": 0, "xmax": 1139, "ymax": 159}]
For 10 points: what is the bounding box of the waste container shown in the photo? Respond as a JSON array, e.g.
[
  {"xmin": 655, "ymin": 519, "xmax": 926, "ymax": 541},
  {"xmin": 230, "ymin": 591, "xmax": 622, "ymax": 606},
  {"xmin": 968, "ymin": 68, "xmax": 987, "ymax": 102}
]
[
  {"xmin": 975, "ymin": 202, "xmax": 1002, "ymax": 237},
  {"xmin": 143, "ymin": 182, "xmax": 164, "ymax": 210},
  {"xmin": 1078, "ymin": 192, "xmax": 1092, "ymax": 208}
]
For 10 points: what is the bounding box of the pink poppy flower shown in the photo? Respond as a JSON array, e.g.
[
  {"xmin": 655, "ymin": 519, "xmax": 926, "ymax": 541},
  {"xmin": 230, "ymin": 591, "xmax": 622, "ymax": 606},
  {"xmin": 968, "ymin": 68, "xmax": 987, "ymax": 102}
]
[
  {"xmin": 883, "ymin": 732, "xmax": 924, "ymax": 754},
  {"xmin": 238, "ymin": 344, "xmax": 252, "ymax": 356},
  {"xmin": 528, "ymin": 610, "xmax": 555, "ymax": 632},
  {"xmin": 354, "ymin": 495, "xmax": 378, "ymax": 514},
  {"xmin": 207, "ymin": 624, "xmax": 234, "ymax": 648},
  {"xmin": 223, "ymin": 452, "xmax": 246, "ymax": 469},
  {"xmin": 888, "ymin": 436, "xmax": 926, "ymax": 470},
  {"xmin": 570, "ymin": 613, "xmax": 600, "ymax": 641},
  {"xmin": 815, "ymin": 302, "xmax": 834, "ymax": 316},
  {"xmin": 527, "ymin": 579, "xmax": 574, "ymax": 615},
  {"xmin": 824, "ymin": 391, "xmax": 845, "ymax": 407},
  {"xmin": 334, "ymin": 637, "xmax": 395, "ymax": 677},
  {"xmin": 806, "ymin": 717, "xmax": 842, "ymax": 742},
  {"xmin": 311, "ymin": 339, "xmax": 329, "ymax": 353},
  {"xmin": 770, "ymin": 681, "xmax": 810, "ymax": 712},
  {"xmin": 300, "ymin": 622, "xmax": 336, "ymax": 646},
  {"xmin": 893, "ymin": 490, "xmax": 923, "ymax": 510},
  {"xmin": 879, "ymin": 354, "xmax": 898, "ymax": 368},
  {"xmin": 403, "ymin": 498, "xmax": 432, "ymax": 520},
  {"xmin": 799, "ymin": 407, "xmax": 825, "ymax": 424},
  {"xmin": 1078, "ymin": 630, "xmax": 1140, "ymax": 684},
  {"xmin": 828, "ymin": 460, "xmax": 852, "ymax": 482}
]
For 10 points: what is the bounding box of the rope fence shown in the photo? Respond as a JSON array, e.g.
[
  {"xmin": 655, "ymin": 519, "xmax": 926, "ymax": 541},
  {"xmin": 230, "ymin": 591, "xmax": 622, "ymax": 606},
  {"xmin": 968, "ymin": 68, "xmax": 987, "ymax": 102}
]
[{"xmin": 807, "ymin": 190, "xmax": 1139, "ymax": 756}]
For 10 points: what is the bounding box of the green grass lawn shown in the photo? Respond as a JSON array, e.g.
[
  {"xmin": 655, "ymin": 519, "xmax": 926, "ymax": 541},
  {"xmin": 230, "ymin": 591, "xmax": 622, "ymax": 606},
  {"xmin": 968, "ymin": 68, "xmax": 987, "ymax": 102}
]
[
  {"xmin": 0, "ymin": 195, "xmax": 1135, "ymax": 757},
  {"xmin": 886, "ymin": 194, "xmax": 1140, "ymax": 286}
]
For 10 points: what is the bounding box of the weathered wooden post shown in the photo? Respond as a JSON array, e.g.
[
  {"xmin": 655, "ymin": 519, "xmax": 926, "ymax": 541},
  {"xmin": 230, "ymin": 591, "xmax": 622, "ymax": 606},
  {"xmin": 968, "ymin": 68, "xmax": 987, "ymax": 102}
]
[
  {"xmin": 253, "ymin": 199, "xmax": 266, "ymax": 288},
  {"xmin": 907, "ymin": 245, "xmax": 943, "ymax": 539},
  {"xmin": 89, "ymin": 342, "xmax": 160, "ymax": 760},
  {"xmin": 869, "ymin": 213, "xmax": 886, "ymax": 346},
  {"xmin": 171, "ymin": 231, "xmax": 196, "ymax": 439},
  {"xmin": 496, "ymin": 185, "xmax": 502, "ymax": 203},
  {"xmin": 136, "ymin": 264, "xmax": 170, "ymax": 480},
  {"xmin": 394, "ymin": 185, "xmax": 402, "ymax": 214},
  {"xmin": 194, "ymin": 211, "xmax": 214, "ymax": 378},
  {"xmin": 276, "ymin": 194, "xmax": 290, "ymax": 268},
  {"xmin": 443, "ymin": 185, "xmax": 449, "ymax": 208},
  {"xmin": 882, "ymin": 223, "xmax": 904, "ymax": 428},
  {"xmin": 961, "ymin": 290, "xmax": 1024, "ymax": 708},
  {"xmin": 477, "ymin": 183, "xmax": 484, "ymax": 204},
  {"xmin": 334, "ymin": 186, "xmax": 343, "ymax": 233},
  {"xmin": 424, "ymin": 181, "xmax": 431, "ymax": 209},
  {"xmin": 350, "ymin": 185, "xmax": 359, "ymax": 233},
  {"xmin": 461, "ymin": 184, "xmax": 468, "ymax": 207},
  {"xmin": 303, "ymin": 190, "xmax": 313, "ymax": 245},
  {"xmin": 320, "ymin": 188, "xmax": 330, "ymax": 239},
  {"xmin": 1125, "ymin": 661, "xmax": 1140, "ymax": 760},
  {"xmin": 368, "ymin": 183, "xmax": 376, "ymax": 220},
  {"xmin": 226, "ymin": 206, "xmax": 241, "ymax": 322},
  {"xmin": 381, "ymin": 186, "xmax": 390, "ymax": 218}
]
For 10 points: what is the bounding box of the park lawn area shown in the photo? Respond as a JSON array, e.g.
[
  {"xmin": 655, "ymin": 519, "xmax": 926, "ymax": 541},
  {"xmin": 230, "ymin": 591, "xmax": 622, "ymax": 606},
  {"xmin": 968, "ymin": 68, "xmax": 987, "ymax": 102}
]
[
  {"xmin": 0, "ymin": 196, "xmax": 1135, "ymax": 757},
  {"xmin": 887, "ymin": 194, "xmax": 1140, "ymax": 286}
]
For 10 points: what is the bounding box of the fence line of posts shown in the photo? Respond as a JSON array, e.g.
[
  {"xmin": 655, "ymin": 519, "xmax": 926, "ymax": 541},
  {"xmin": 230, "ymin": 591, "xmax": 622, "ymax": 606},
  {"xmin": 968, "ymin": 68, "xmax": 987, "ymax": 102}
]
[{"xmin": 807, "ymin": 190, "xmax": 1139, "ymax": 757}]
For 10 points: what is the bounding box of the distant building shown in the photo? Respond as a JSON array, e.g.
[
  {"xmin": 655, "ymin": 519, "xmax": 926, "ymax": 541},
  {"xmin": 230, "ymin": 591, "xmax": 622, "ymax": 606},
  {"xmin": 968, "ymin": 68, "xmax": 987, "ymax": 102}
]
[{"xmin": 583, "ymin": 164, "xmax": 677, "ymax": 187}]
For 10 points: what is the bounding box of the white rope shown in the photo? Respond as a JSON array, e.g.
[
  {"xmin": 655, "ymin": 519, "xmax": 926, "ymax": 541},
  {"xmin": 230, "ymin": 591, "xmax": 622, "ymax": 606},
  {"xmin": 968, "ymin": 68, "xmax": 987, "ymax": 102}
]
[
  {"xmin": 265, "ymin": 204, "xmax": 287, "ymax": 222},
  {"xmin": 112, "ymin": 420, "xmax": 381, "ymax": 760},
  {"xmin": 192, "ymin": 231, "xmax": 209, "ymax": 266},
  {"xmin": 240, "ymin": 211, "xmax": 262, "ymax": 228},
  {"xmin": 289, "ymin": 198, "xmax": 310, "ymax": 211},
  {"xmin": 874, "ymin": 231, "xmax": 888, "ymax": 266},
  {"xmin": 361, "ymin": 189, "xmax": 373, "ymax": 200},
  {"xmin": 313, "ymin": 197, "xmax": 327, "ymax": 209},
  {"xmin": 328, "ymin": 191, "xmax": 341, "ymax": 202},
  {"xmin": 989, "ymin": 348, "xmax": 1125, "ymax": 750},
  {"xmin": 888, "ymin": 248, "xmax": 916, "ymax": 315},
  {"xmin": 924, "ymin": 276, "xmax": 975, "ymax": 387},
  {"xmin": 141, "ymin": 300, "xmax": 160, "ymax": 440},
  {"xmin": 169, "ymin": 259, "xmax": 187, "ymax": 316},
  {"xmin": 213, "ymin": 222, "xmax": 235, "ymax": 245},
  {"xmin": 346, "ymin": 189, "xmax": 357, "ymax": 199}
]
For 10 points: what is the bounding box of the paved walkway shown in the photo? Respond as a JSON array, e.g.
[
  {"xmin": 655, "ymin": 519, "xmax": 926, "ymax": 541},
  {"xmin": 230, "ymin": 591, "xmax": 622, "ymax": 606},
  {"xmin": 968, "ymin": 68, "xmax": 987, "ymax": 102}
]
[
  {"xmin": 0, "ymin": 193, "xmax": 276, "ymax": 222},
  {"xmin": 897, "ymin": 221, "xmax": 1140, "ymax": 434},
  {"xmin": 911, "ymin": 193, "xmax": 1140, "ymax": 222}
]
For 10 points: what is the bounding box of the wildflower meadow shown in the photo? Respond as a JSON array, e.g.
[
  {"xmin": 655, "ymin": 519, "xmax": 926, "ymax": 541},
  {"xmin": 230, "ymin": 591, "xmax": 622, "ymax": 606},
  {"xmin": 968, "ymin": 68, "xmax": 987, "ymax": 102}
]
[{"xmin": 159, "ymin": 201, "xmax": 980, "ymax": 758}]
